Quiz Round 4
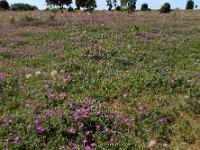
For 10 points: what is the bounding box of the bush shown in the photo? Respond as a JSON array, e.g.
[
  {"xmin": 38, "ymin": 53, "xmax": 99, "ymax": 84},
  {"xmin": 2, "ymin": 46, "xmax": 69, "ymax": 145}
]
[
  {"xmin": 186, "ymin": 0, "xmax": 194, "ymax": 9},
  {"xmin": 10, "ymin": 3, "xmax": 38, "ymax": 11},
  {"xmin": 0, "ymin": 0, "xmax": 9, "ymax": 10},
  {"xmin": 68, "ymin": 6, "xmax": 74, "ymax": 12},
  {"xmin": 141, "ymin": 3, "xmax": 148, "ymax": 11},
  {"xmin": 160, "ymin": 3, "xmax": 171, "ymax": 13},
  {"xmin": 116, "ymin": 5, "xmax": 121, "ymax": 11}
]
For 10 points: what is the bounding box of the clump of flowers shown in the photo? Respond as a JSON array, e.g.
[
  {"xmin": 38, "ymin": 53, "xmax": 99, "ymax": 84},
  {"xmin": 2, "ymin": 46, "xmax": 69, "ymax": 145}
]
[{"xmin": 0, "ymin": 98, "xmax": 130, "ymax": 149}]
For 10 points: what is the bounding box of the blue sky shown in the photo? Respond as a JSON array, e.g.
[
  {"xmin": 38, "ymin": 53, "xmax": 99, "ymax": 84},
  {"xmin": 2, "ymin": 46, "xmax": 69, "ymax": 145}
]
[{"xmin": 7, "ymin": 0, "xmax": 200, "ymax": 10}]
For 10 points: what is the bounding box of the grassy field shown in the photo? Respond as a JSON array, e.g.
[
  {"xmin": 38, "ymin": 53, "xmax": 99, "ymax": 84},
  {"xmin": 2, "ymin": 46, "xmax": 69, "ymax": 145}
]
[{"xmin": 0, "ymin": 10, "xmax": 200, "ymax": 149}]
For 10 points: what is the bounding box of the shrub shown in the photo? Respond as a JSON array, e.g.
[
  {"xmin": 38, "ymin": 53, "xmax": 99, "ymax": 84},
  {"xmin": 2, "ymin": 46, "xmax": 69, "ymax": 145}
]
[
  {"xmin": 116, "ymin": 5, "xmax": 121, "ymax": 11},
  {"xmin": 186, "ymin": 0, "xmax": 194, "ymax": 9},
  {"xmin": 0, "ymin": 0, "xmax": 9, "ymax": 10},
  {"xmin": 10, "ymin": 17, "xmax": 16, "ymax": 24},
  {"xmin": 68, "ymin": 6, "xmax": 74, "ymax": 12},
  {"xmin": 160, "ymin": 3, "xmax": 171, "ymax": 13},
  {"xmin": 22, "ymin": 15, "xmax": 35, "ymax": 22},
  {"xmin": 141, "ymin": 3, "xmax": 148, "ymax": 11},
  {"xmin": 10, "ymin": 3, "xmax": 38, "ymax": 11}
]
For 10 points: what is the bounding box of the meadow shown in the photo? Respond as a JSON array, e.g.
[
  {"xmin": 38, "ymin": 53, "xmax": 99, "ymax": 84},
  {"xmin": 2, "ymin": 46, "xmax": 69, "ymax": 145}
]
[{"xmin": 0, "ymin": 10, "xmax": 200, "ymax": 149}]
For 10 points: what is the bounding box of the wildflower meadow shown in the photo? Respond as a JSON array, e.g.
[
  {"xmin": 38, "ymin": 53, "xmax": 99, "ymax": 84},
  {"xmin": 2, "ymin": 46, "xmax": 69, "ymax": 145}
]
[{"xmin": 0, "ymin": 10, "xmax": 200, "ymax": 149}]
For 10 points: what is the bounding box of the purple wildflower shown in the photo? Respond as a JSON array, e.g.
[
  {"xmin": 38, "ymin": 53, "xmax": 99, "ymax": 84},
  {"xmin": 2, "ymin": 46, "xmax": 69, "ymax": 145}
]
[
  {"xmin": 36, "ymin": 126, "xmax": 45, "ymax": 133},
  {"xmin": 0, "ymin": 73, "xmax": 4, "ymax": 78},
  {"xmin": 73, "ymin": 114, "xmax": 79, "ymax": 121},
  {"xmin": 90, "ymin": 143, "xmax": 97, "ymax": 147},
  {"xmin": 95, "ymin": 124, "xmax": 101, "ymax": 129},
  {"xmin": 84, "ymin": 130, "xmax": 90, "ymax": 135},
  {"xmin": 82, "ymin": 112, "xmax": 88, "ymax": 118},
  {"xmin": 82, "ymin": 137, "xmax": 88, "ymax": 143},
  {"xmin": 84, "ymin": 146, "xmax": 91, "ymax": 150},
  {"xmin": 13, "ymin": 136, "xmax": 20, "ymax": 144},
  {"xmin": 104, "ymin": 127, "xmax": 109, "ymax": 132},
  {"xmin": 79, "ymin": 123, "xmax": 84, "ymax": 129},
  {"xmin": 67, "ymin": 127, "xmax": 75, "ymax": 133},
  {"xmin": 159, "ymin": 117, "xmax": 164, "ymax": 123},
  {"xmin": 110, "ymin": 136, "xmax": 114, "ymax": 142},
  {"xmin": 123, "ymin": 117, "xmax": 129, "ymax": 123},
  {"xmin": 8, "ymin": 118, "xmax": 13, "ymax": 123},
  {"xmin": 33, "ymin": 119, "xmax": 39, "ymax": 124}
]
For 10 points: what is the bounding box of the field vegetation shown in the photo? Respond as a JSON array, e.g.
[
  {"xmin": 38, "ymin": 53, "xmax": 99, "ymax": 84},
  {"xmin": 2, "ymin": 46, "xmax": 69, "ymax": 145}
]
[{"xmin": 0, "ymin": 10, "xmax": 200, "ymax": 149}]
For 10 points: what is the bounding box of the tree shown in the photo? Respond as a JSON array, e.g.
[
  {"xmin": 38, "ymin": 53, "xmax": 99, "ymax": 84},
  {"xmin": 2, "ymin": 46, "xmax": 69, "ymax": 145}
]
[
  {"xmin": 121, "ymin": 0, "xmax": 137, "ymax": 12},
  {"xmin": 186, "ymin": 0, "xmax": 194, "ymax": 9},
  {"xmin": 11, "ymin": 3, "xmax": 38, "ymax": 11},
  {"xmin": 75, "ymin": 0, "xmax": 97, "ymax": 12},
  {"xmin": 75, "ymin": 0, "xmax": 83, "ymax": 10},
  {"xmin": 106, "ymin": 0, "xmax": 117, "ymax": 11},
  {"xmin": 141, "ymin": 3, "xmax": 148, "ymax": 11},
  {"xmin": 0, "ymin": 0, "xmax": 9, "ymax": 10},
  {"xmin": 46, "ymin": 0, "xmax": 72, "ymax": 13},
  {"xmin": 160, "ymin": 3, "xmax": 171, "ymax": 13}
]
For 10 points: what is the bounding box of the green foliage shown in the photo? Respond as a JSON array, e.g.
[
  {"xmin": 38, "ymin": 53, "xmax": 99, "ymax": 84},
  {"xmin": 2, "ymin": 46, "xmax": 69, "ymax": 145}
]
[
  {"xmin": 10, "ymin": 3, "xmax": 38, "ymax": 11},
  {"xmin": 76, "ymin": 0, "xmax": 97, "ymax": 12},
  {"xmin": 160, "ymin": 3, "xmax": 171, "ymax": 13},
  {"xmin": 116, "ymin": 5, "xmax": 121, "ymax": 11},
  {"xmin": 106, "ymin": 0, "xmax": 117, "ymax": 11},
  {"xmin": 22, "ymin": 15, "xmax": 35, "ymax": 22},
  {"xmin": 68, "ymin": 6, "xmax": 74, "ymax": 12},
  {"xmin": 121, "ymin": 0, "xmax": 137, "ymax": 12},
  {"xmin": 186, "ymin": 0, "xmax": 194, "ymax": 9},
  {"xmin": 46, "ymin": 0, "xmax": 72, "ymax": 13},
  {"xmin": 48, "ymin": 13, "xmax": 56, "ymax": 21},
  {"xmin": 9, "ymin": 16, "xmax": 15, "ymax": 24},
  {"xmin": 141, "ymin": 3, "xmax": 148, "ymax": 11},
  {"xmin": 0, "ymin": 0, "xmax": 9, "ymax": 10}
]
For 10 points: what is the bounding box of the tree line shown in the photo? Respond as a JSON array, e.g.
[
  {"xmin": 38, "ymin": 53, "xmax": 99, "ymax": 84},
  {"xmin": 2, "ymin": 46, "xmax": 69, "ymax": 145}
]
[{"xmin": 0, "ymin": 0, "xmax": 198, "ymax": 13}]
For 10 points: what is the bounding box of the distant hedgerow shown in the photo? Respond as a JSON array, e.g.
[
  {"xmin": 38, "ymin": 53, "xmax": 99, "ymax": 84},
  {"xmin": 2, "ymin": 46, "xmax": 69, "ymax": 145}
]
[{"xmin": 10, "ymin": 3, "xmax": 38, "ymax": 11}]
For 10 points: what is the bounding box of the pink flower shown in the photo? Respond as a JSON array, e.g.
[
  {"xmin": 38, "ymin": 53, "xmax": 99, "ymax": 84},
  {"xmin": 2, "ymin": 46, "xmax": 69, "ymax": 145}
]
[
  {"xmin": 33, "ymin": 120, "xmax": 39, "ymax": 124},
  {"xmin": 13, "ymin": 136, "xmax": 20, "ymax": 144},
  {"xmin": 84, "ymin": 98, "xmax": 89, "ymax": 103},
  {"xmin": 73, "ymin": 114, "xmax": 79, "ymax": 121},
  {"xmin": 82, "ymin": 112, "xmax": 88, "ymax": 118},
  {"xmin": 95, "ymin": 111, "xmax": 101, "ymax": 115},
  {"xmin": 8, "ymin": 118, "xmax": 13, "ymax": 123},
  {"xmin": 123, "ymin": 117, "xmax": 129, "ymax": 123},
  {"xmin": 95, "ymin": 124, "xmax": 101, "ymax": 129},
  {"xmin": 104, "ymin": 114, "xmax": 109, "ymax": 118},
  {"xmin": 113, "ymin": 121, "xmax": 117, "ymax": 125},
  {"xmin": 162, "ymin": 142, "xmax": 168, "ymax": 148},
  {"xmin": 84, "ymin": 146, "xmax": 91, "ymax": 150},
  {"xmin": 82, "ymin": 137, "xmax": 88, "ymax": 143},
  {"xmin": 123, "ymin": 93, "xmax": 127, "ymax": 98},
  {"xmin": 84, "ymin": 130, "xmax": 90, "ymax": 135},
  {"xmin": 159, "ymin": 117, "xmax": 164, "ymax": 123},
  {"xmin": 27, "ymin": 125, "xmax": 32, "ymax": 129},
  {"xmin": 36, "ymin": 126, "xmax": 45, "ymax": 133},
  {"xmin": 110, "ymin": 136, "xmax": 114, "ymax": 142},
  {"xmin": 90, "ymin": 143, "xmax": 97, "ymax": 147},
  {"xmin": 130, "ymin": 118, "xmax": 135, "ymax": 122},
  {"xmin": 60, "ymin": 93, "xmax": 66, "ymax": 98},
  {"xmin": 79, "ymin": 123, "xmax": 84, "ymax": 129},
  {"xmin": 104, "ymin": 127, "xmax": 109, "ymax": 132},
  {"xmin": 67, "ymin": 127, "xmax": 75, "ymax": 133}
]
